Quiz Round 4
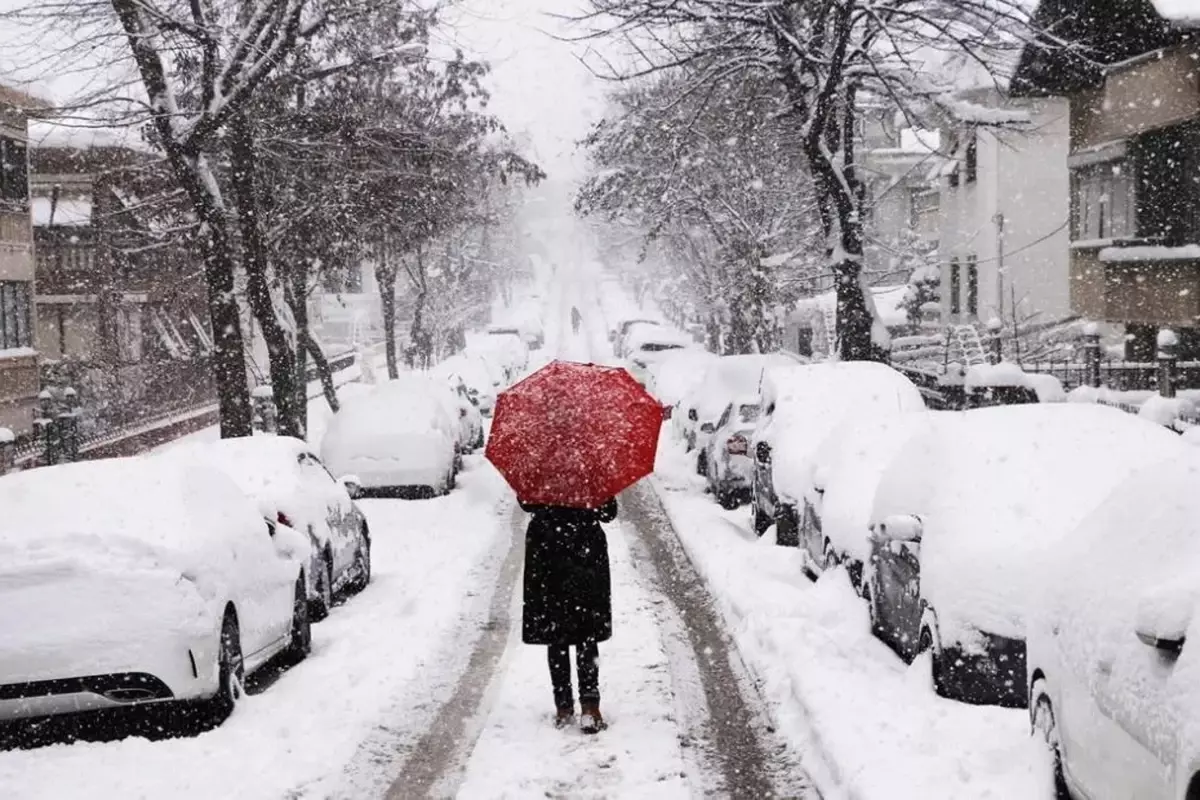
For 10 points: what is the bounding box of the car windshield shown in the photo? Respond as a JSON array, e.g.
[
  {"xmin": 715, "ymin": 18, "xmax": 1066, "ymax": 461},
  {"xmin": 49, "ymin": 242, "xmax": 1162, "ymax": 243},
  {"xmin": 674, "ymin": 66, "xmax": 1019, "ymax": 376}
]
[
  {"xmin": 640, "ymin": 343, "xmax": 683, "ymax": 353},
  {"xmin": 737, "ymin": 404, "xmax": 761, "ymax": 423}
]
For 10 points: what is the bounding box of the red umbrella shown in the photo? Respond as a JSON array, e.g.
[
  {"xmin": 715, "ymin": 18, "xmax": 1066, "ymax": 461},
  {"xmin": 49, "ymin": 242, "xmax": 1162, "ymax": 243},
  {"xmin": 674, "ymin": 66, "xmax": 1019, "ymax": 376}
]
[{"xmin": 485, "ymin": 360, "xmax": 663, "ymax": 508}]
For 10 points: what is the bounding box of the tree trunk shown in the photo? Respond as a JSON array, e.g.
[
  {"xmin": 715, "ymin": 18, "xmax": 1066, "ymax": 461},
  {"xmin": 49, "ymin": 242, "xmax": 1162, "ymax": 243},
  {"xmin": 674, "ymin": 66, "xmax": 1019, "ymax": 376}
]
[
  {"xmin": 285, "ymin": 260, "xmax": 312, "ymax": 435},
  {"xmin": 229, "ymin": 110, "xmax": 303, "ymax": 438},
  {"xmin": 301, "ymin": 329, "xmax": 340, "ymax": 413},
  {"xmin": 377, "ymin": 258, "xmax": 400, "ymax": 379}
]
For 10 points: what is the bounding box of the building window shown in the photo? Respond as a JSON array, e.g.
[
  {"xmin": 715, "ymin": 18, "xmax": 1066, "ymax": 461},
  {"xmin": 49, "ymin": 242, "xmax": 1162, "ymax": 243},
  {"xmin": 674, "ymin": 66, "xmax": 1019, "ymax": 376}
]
[
  {"xmin": 965, "ymin": 133, "xmax": 978, "ymax": 184},
  {"xmin": 116, "ymin": 305, "xmax": 144, "ymax": 364},
  {"xmin": 1073, "ymin": 161, "xmax": 1135, "ymax": 241},
  {"xmin": 0, "ymin": 281, "xmax": 32, "ymax": 350},
  {"xmin": 949, "ymin": 259, "xmax": 961, "ymax": 316},
  {"xmin": 966, "ymin": 256, "xmax": 979, "ymax": 317},
  {"xmin": 0, "ymin": 138, "xmax": 28, "ymax": 208}
]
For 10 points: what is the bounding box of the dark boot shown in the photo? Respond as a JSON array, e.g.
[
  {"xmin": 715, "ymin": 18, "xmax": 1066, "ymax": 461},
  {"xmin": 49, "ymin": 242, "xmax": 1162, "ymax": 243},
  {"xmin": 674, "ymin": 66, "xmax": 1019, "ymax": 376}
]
[
  {"xmin": 579, "ymin": 701, "xmax": 606, "ymax": 734},
  {"xmin": 554, "ymin": 706, "xmax": 575, "ymax": 729}
]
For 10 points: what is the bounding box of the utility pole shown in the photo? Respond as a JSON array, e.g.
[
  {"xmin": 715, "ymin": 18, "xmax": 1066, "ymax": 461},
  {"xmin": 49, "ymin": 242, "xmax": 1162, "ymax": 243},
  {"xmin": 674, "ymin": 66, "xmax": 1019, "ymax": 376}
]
[{"xmin": 993, "ymin": 212, "xmax": 1006, "ymax": 319}]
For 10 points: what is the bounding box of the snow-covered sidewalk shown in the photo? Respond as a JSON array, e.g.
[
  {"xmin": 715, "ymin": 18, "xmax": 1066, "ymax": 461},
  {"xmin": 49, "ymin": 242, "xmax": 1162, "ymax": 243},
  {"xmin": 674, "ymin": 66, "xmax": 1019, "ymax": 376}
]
[
  {"xmin": 651, "ymin": 436, "xmax": 1053, "ymax": 800},
  {"xmin": 0, "ymin": 457, "xmax": 515, "ymax": 800}
]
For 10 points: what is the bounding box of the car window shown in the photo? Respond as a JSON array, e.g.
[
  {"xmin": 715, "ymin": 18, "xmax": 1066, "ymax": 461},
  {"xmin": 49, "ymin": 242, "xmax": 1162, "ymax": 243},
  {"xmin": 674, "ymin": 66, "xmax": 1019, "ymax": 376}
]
[
  {"xmin": 716, "ymin": 403, "xmax": 732, "ymax": 429},
  {"xmin": 641, "ymin": 343, "xmax": 683, "ymax": 353},
  {"xmin": 739, "ymin": 404, "xmax": 761, "ymax": 423}
]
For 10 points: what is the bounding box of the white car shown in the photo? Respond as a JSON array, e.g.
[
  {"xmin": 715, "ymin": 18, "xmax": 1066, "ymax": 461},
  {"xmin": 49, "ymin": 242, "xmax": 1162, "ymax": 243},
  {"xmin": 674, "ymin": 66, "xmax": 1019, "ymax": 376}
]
[
  {"xmin": 174, "ymin": 435, "xmax": 372, "ymax": 620},
  {"xmin": 645, "ymin": 349, "xmax": 719, "ymax": 421},
  {"xmin": 479, "ymin": 327, "xmax": 530, "ymax": 377},
  {"xmin": 700, "ymin": 394, "xmax": 761, "ymax": 509},
  {"xmin": 1028, "ymin": 448, "xmax": 1200, "ymax": 800},
  {"xmin": 0, "ymin": 456, "xmax": 310, "ymax": 723},
  {"xmin": 440, "ymin": 372, "xmax": 486, "ymax": 450},
  {"xmin": 750, "ymin": 361, "xmax": 924, "ymax": 543},
  {"xmin": 867, "ymin": 404, "xmax": 1186, "ymax": 707},
  {"xmin": 611, "ymin": 318, "xmax": 662, "ymax": 358},
  {"xmin": 624, "ymin": 326, "xmax": 699, "ymax": 386},
  {"xmin": 321, "ymin": 377, "xmax": 461, "ymax": 498},
  {"xmin": 681, "ymin": 353, "xmax": 800, "ymax": 456},
  {"xmin": 434, "ymin": 353, "xmax": 501, "ymax": 415}
]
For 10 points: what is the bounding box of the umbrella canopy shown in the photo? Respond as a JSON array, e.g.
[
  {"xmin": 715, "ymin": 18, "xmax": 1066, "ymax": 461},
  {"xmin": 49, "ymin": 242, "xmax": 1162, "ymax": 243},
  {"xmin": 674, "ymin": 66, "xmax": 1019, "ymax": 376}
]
[{"xmin": 486, "ymin": 360, "xmax": 663, "ymax": 508}]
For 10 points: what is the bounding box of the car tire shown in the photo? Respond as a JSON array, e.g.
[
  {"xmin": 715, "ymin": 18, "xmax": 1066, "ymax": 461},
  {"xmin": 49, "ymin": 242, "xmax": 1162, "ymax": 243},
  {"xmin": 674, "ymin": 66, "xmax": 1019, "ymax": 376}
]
[
  {"xmin": 918, "ymin": 624, "xmax": 947, "ymax": 696},
  {"xmin": 717, "ymin": 489, "xmax": 741, "ymax": 511},
  {"xmin": 207, "ymin": 610, "xmax": 245, "ymax": 724},
  {"xmin": 1030, "ymin": 680, "xmax": 1071, "ymax": 800},
  {"xmin": 309, "ymin": 551, "xmax": 333, "ymax": 622},
  {"xmin": 775, "ymin": 505, "xmax": 800, "ymax": 547},
  {"xmin": 347, "ymin": 532, "xmax": 371, "ymax": 594},
  {"xmin": 752, "ymin": 502, "xmax": 772, "ymax": 536},
  {"xmin": 285, "ymin": 577, "xmax": 312, "ymax": 664}
]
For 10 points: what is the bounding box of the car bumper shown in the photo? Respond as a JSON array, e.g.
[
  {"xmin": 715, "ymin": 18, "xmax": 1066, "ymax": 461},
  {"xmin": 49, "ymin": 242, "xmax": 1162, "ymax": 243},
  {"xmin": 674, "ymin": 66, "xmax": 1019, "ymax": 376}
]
[
  {"xmin": 940, "ymin": 631, "xmax": 1028, "ymax": 708},
  {"xmin": 0, "ymin": 573, "xmax": 218, "ymax": 721}
]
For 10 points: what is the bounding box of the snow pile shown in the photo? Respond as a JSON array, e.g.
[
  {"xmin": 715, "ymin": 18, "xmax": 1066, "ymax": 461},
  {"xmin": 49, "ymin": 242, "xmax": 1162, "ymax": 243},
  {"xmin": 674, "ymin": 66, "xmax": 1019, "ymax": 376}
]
[
  {"xmin": 1024, "ymin": 372, "xmax": 1066, "ymax": 403},
  {"xmin": 1152, "ymin": 0, "xmax": 1200, "ymax": 24},
  {"xmin": 1099, "ymin": 245, "xmax": 1200, "ymax": 263},
  {"xmin": 1140, "ymin": 394, "xmax": 1197, "ymax": 427},
  {"xmin": 645, "ymin": 349, "xmax": 718, "ymax": 408},
  {"xmin": 808, "ymin": 412, "xmax": 936, "ymax": 563},
  {"xmin": 870, "ymin": 404, "xmax": 1187, "ymax": 643},
  {"xmin": 757, "ymin": 362, "xmax": 925, "ymax": 505},
  {"xmin": 964, "ymin": 361, "xmax": 1029, "ymax": 389}
]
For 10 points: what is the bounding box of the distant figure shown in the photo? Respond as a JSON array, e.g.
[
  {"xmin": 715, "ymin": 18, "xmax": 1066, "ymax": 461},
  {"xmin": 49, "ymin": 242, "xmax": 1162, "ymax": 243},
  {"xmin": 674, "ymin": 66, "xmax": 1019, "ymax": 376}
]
[
  {"xmin": 520, "ymin": 498, "xmax": 618, "ymax": 734},
  {"xmin": 571, "ymin": 306, "xmax": 582, "ymax": 334}
]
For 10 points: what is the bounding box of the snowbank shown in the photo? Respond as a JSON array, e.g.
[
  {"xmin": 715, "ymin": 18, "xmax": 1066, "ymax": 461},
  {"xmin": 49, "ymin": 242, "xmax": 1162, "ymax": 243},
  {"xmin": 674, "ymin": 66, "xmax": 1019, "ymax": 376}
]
[
  {"xmin": 964, "ymin": 361, "xmax": 1029, "ymax": 389},
  {"xmin": 651, "ymin": 438, "xmax": 1049, "ymax": 799},
  {"xmin": 870, "ymin": 404, "xmax": 1187, "ymax": 643}
]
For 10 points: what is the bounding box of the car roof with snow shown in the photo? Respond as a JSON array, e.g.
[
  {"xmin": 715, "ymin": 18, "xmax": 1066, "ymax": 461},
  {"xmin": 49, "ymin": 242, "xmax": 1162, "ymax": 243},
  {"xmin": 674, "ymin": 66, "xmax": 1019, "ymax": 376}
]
[
  {"xmin": 168, "ymin": 435, "xmax": 327, "ymax": 517},
  {"xmin": 869, "ymin": 403, "xmax": 1189, "ymax": 640},
  {"xmin": 626, "ymin": 325, "xmax": 694, "ymax": 351},
  {"xmin": 686, "ymin": 353, "xmax": 799, "ymax": 418},
  {"xmin": 332, "ymin": 376, "xmax": 459, "ymax": 434},
  {"xmin": 0, "ymin": 455, "xmax": 265, "ymax": 573},
  {"xmin": 647, "ymin": 349, "xmax": 718, "ymax": 405}
]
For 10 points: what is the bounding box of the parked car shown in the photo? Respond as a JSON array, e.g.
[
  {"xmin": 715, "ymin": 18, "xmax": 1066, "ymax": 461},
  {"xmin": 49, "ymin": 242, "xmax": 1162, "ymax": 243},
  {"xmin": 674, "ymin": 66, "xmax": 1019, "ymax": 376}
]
[
  {"xmin": 867, "ymin": 403, "xmax": 1185, "ymax": 707},
  {"xmin": 798, "ymin": 411, "xmax": 934, "ymax": 591},
  {"xmin": 1027, "ymin": 448, "xmax": 1200, "ymax": 800},
  {"xmin": 441, "ymin": 373, "xmax": 486, "ymax": 450},
  {"xmin": 751, "ymin": 361, "xmax": 923, "ymax": 544},
  {"xmin": 624, "ymin": 326, "xmax": 698, "ymax": 386},
  {"xmin": 610, "ymin": 318, "xmax": 662, "ymax": 358},
  {"xmin": 321, "ymin": 377, "xmax": 461, "ymax": 498},
  {"xmin": 701, "ymin": 394, "xmax": 761, "ymax": 509},
  {"xmin": 434, "ymin": 352, "xmax": 502, "ymax": 415},
  {"xmin": 489, "ymin": 323, "xmax": 541, "ymax": 355},
  {"xmin": 475, "ymin": 328, "xmax": 529, "ymax": 379},
  {"xmin": 175, "ymin": 435, "xmax": 371, "ymax": 620},
  {"xmin": 645, "ymin": 349, "xmax": 719, "ymax": 421},
  {"xmin": 680, "ymin": 353, "xmax": 799, "ymax": 456},
  {"xmin": 0, "ymin": 456, "xmax": 311, "ymax": 724}
]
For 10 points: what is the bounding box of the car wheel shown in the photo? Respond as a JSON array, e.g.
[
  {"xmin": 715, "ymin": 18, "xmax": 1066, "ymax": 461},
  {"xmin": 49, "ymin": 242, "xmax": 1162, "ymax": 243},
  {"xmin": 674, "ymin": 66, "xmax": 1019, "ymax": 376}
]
[
  {"xmin": 752, "ymin": 501, "xmax": 772, "ymax": 536},
  {"xmin": 918, "ymin": 624, "xmax": 947, "ymax": 696},
  {"xmin": 1031, "ymin": 680, "xmax": 1071, "ymax": 800},
  {"xmin": 348, "ymin": 533, "xmax": 371, "ymax": 594},
  {"xmin": 309, "ymin": 552, "xmax": 333, "ymax": 622},
  {"xmin": 717, "ymin": 489, "xmax": 741, "ymax": 511},
  {"xmin": 208, "ymin": 611, "xmax": 245, "ymax": 723},
  {"xmin": 285, "ymin": 577, "xmax": 312, "ymax": 664},
  {"xmin": 775, "ymin": 505, "xmax": 800, "ymax": 547}
]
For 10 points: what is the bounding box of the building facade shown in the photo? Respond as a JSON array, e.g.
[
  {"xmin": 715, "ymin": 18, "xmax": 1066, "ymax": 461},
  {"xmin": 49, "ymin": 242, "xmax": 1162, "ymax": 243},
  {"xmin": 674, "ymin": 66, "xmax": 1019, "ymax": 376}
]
[{"xmin": 0, "ymin": 85, "xmax": 44, "ymax": 436}]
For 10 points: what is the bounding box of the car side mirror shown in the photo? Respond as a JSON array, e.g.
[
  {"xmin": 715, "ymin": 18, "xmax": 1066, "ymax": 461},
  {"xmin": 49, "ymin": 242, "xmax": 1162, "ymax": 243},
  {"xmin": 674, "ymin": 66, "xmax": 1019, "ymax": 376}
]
[
  {"xmin": 339, "ymin": 475, "xmax": 363, "ymax": 499},
  {"xmin": 1135, "ymin": 587, "xmax": 1193, "ymax": 654},
  {"xmin": 700, "ymin": 422, "xmax": 716, "ymax": 434},
  {"xmin": 755, "ymin": 441, "xmax": 771, "ymax": 464},
  {"xmin": 688, "ymin": 408, "xmax": 698, "ymax": 422},
  {"xmin": 874, "ymin": 514, "xmax": 923, "ymax": 543}
]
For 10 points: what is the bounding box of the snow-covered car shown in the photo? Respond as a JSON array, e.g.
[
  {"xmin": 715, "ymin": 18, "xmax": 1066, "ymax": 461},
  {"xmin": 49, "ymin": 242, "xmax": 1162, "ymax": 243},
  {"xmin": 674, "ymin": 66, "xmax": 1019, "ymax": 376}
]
[
  {"xmin": 610, "ymin": 318, "xmax": 662, "ymax": 358},
  {"xmin": 700, "ymin": 395, "xmax": 761, "ymax": 509},
  {"xmin": 321, "ymin": 377, "xmax": 461, "ymax": 498},
  {"xmin": 440, "ymin": 372, "xmax": 486, "ymax": 450},
  {"xmin": 644, "ymin": 349, "xmax": 719, "ymax": 421},
  {"xmin": 751, "ymin": 361, "xmax": 924, "ymax": 544},
  {"xmin": 680, "ymin": 353, "xmax": 799, "ymax": 456},
  {"xmin": 481, "ymin": 327, "xmax": 530, "ymax": 377},
  {"xmin": 173, "ymin": 435, "xmax": 371, "ymax": 620},
  {"xmin": 624, "ymin": 326, "xmax": 699, "ymax": 386},
  {"xmin": 797, "ymin": 411, "xmax": 934, "ymax": 592},
  {"xmin": 1027, "ymin": 448, "xmax": 1200, "ymax": 800},
  {"xmin": 867, "ymin": 403, "xmax": 1186, "ymax": 708},
  {"xmin": 0, "ymin": 456, "xmax": 311, "ymax": 724},
  {"xmin": 434, "ymin": 352, "xmax": 502, "ymax": 415}
]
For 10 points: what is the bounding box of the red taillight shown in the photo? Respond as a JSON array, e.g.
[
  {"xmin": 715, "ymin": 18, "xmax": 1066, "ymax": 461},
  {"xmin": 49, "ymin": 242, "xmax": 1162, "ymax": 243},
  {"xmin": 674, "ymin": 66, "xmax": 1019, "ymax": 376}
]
[
  {"xmin": 727, "ymin": 435, "xmax": 748, "ymax": 455},
  {"xmin": 277, "ymin": 511, "xmax": 293, "ymax": 528}
]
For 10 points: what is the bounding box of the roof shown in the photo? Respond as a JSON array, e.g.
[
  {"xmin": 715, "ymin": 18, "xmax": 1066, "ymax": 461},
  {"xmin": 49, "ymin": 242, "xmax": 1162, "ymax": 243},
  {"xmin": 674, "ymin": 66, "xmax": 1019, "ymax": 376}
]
[
  {"xmin": 0, "ymin": 82, "xmax": 49, "ymax": 112},
  {"xmin": 1012, "ymin": 0, "xmax": 1193, "ymax": 97}
]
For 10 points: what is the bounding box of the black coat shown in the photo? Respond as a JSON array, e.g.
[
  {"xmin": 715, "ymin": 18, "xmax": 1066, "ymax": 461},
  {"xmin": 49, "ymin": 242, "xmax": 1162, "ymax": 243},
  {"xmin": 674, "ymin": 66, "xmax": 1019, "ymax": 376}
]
[{"xmin": 520, "ymin": 499, "xmax": 617, "ymax": 646}]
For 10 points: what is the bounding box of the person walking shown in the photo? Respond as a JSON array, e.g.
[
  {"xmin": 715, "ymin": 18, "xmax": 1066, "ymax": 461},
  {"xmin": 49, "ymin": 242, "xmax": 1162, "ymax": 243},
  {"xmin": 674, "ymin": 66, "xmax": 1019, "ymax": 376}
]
[
  {"xmin": 571, "ymin": 306, "xmax": 582, "ymax": 334},
  {"xmin": 520, "ymin": 497, "xmax": 618, "ymax": 733}
]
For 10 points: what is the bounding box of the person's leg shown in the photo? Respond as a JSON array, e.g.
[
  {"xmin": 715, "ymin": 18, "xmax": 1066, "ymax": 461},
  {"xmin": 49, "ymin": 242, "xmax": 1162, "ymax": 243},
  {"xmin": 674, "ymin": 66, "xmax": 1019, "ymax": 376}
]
[
  {"xmin": 547, "ymin": 645, "xmax": 573, "ymax": 711},
  {"xmin": 576, "ymin": 641, "xmax": 600, "ymax": 704}
]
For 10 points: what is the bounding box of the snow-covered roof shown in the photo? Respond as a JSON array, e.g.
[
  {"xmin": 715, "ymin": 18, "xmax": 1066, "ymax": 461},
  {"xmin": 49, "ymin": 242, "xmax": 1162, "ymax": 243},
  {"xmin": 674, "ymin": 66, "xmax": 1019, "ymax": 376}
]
[
  {"xmin": 870, "ymin": 403, "xmax": 1187, "ymax": 643},
  {"xmin": 30, "ymin": 195, "xmax": 91, "ymax": 227}
]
